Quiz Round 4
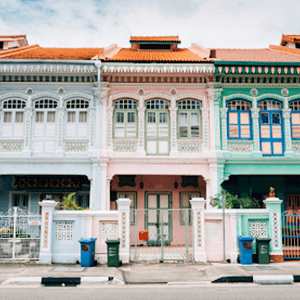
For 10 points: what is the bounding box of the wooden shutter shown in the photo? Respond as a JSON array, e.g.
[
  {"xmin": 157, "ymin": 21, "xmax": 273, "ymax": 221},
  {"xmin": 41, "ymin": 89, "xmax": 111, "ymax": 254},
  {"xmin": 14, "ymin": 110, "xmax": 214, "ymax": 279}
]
[{"xmin": 78, "ymin": 123, "xmax": 88, "ymax": 136}]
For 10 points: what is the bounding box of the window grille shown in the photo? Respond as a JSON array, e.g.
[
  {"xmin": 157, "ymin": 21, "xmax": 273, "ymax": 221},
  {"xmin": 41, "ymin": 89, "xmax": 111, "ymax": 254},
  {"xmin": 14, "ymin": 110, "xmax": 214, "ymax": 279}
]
[
  {"xmin": 114, "ymin": 99, "xmax": 137, "ymax": 109},
  {"xmin": 258, "ymin": 100, "xmax": 281, "ymax": 110},
  {"xmin": 227, "ymin": 100, "xmax": 251, "ymax": 110},
  {"xmin": 146, "ymin": 99, "xmax": 169, "ymax": 109},
  {"xmin": 177, "ymin": 99, "xmax": 201, "ymax": 110},
  {"xmin": 66, "ymin": 99, "xmax": 89, "ymax": 109},
  {"xmin": 2, "ymin": 99, "xmax": 26, "ymax": 109},
  {"xmin": 34, "ymin": 99, "xmax": 58, "ymax": 109}
]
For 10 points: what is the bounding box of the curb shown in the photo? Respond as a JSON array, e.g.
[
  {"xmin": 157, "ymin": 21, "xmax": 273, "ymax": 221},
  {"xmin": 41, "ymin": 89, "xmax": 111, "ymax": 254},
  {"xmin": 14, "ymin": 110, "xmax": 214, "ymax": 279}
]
[
  {"xmin": 212, "ymin": 275, "xmax": 299, "ymax": 284},
  {"xmin": 1, "ymin": 277, "xmax": 125, "ymax": 286}
]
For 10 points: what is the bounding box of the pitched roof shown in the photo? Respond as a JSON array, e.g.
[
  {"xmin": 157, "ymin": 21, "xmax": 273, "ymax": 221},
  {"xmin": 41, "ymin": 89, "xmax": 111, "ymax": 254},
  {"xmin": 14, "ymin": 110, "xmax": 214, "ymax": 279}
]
[
  {"xmin": 280, "ymin": 34, "xmax": 300, "ymax": 45},
  {"xmin": 0, "ymin": 35, "xmax": 26, "ymax": 39},
  {"xmin": 211, "ymin": 48, "xmax": 300, "ymax": 62},
  {"xmin": 130, "ymin": 36, "xmax": 181, "ymax": 43},
  {"xmin": 105, "ymin": 48, "xmax": 209, "ymax": 62},
  {"xmin": 270, "ymin": 45, "xmax": 300, "ymax": 56},
  {"xmin": 0, "ymin": 45, "xmax": 104, "ymax": 60}
]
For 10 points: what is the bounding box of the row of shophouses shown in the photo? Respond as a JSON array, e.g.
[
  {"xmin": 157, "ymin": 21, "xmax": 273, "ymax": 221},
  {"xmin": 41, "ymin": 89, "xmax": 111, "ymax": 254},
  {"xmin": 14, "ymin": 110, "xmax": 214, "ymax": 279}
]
[{"xmin": 1, "ymin": 34, "xmax": 300, "ymax": 264}]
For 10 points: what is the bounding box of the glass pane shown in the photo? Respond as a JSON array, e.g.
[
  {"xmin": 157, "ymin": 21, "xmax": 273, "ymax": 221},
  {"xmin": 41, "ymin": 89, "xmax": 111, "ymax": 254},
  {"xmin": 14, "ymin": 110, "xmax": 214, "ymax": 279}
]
[
  {"xmin": 179, "ymin": 126, "xmax": 188, "ymax": 137},
  {"xmin": 292, "ymin": 126, "xmax": 300, "ymax": 138},
  {"xmin": 229, "ymin": 125, "xmax": 239, "ymax": 138},
  {"xmin": 179, "ymin": 112, "xmax": 187, "ymax": 124},
  {"xmin": 191, "ymin": 112, "xmax": 199, "ymax": 123},
  {"xmin": 159, "ymin": 112, "xmax": 167, "ymax": 123},
  {"xmin": 191, "ymin": 126, "xmax": 200, "ymax": 137},
  {"xmin": 260, "ymin": 113, "xmax": 269, "ymax": 124},
  {"xmin": 36, "ymin": 111, "xmax": 44, "ymax": 122},
  {"xmin": 127, "ymin": 112, "xmax": 135, "ymax": 123},
  {"xmin": 240, "ymin": 112, "xmax": 249, "ymax": 124},
  {"xmin": 67, "ymin": 112, "xmax": 75, "ymax": 122},
  {"xmin": 272, "ymin": 125, "xmax": 281, "ymax": 138},
  {"xmin": 15, "ymin": 112, "xmax": 23, "ymax": 123},
  {"xmin": 47, "ymin": 112, "xmax": 55, "ymax": 122},
  {"xmin": 273, "ymin": 142, "xmax": 282, "ymax": 154},
  {"xmin": 79, "ymin": 112, "xmax": 87, "ymax": 122},
  {"xmin": 262, "ymin": 142, "xmax": 271, "ymax": 154},
  {"xmin": 116, "ymin": 112, "xmax": 124, "ymax": 123},
  {"xmin": 240, "ymin": 125, "xmax": 250, "ymax": 138},
  {"xmin": 292, "ymin": 113, "xmax": 300, "ymax": 125},
  {"xmin": 272, "ymin": 113, "xmax": 281, "ymax": 124},
  {"xmin": 148, "ymin": 112, "xmax": 156, "ymax": 123},
  {"xmin": 261, "ymin": 126, "xmax": 270, "ymax": 138},
  {"xmin": 229, "ymin": 112, "xmax": 238, "ymax": 124},
  {"xmin": 4, "ymin": 112, "xmax": 12, "ymax": 123}
]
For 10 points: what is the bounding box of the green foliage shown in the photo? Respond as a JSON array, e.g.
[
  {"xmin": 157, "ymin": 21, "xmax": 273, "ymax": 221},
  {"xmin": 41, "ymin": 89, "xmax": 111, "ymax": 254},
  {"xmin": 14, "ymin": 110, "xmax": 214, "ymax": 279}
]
[
  {"xmin": 58, "ymin": 192, "xmax": 85, "ymax": 210},
  {"xmin": 210, "ymin": 188, "xmax": 260, "ymax": 209}
]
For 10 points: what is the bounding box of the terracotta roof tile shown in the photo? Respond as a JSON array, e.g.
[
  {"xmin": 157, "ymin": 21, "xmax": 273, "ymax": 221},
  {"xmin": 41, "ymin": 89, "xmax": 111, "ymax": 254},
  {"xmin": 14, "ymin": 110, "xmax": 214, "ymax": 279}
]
[
  {"xmin": 0, "ymin": 45, "xmax": 104, "ymax": 60},
  {"xmin": 106, "ymin": 48, "xmax": 209, "ymax": 62},
  {"xmin": 270, "ymin": 45, "xmax": 300, "ymax": 56},
  {"xmin": 0, "ymin": 35, "xmax": 26, "ymax": 39},
  {"xmin": 212, "ymin": 48, "xmax": 300, "ymax": 62},
  {"xmin": 130, "ymin": 36, "xmax": 181, "ymax": 43},
  {"xmin": 280, "ymin": 34, "xmax": 300, "ymax": 45}
]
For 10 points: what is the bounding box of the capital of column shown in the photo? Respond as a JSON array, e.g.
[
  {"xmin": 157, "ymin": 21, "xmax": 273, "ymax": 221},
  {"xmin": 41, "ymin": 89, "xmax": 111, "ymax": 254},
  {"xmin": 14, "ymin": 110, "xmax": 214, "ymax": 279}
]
[
  {"xmin": 282, "ymin": 108, "xmax": 291, "ymax": 118},
  {"xmin": 190, "ymin": 197, "xmax": 206, "ymax": 210},
  {"xmin": 206, "ymin": 88, "xmax": 223, "ymax": 103},
  {"xmin": 24, "ymin": 107, "xmax": 33, "ymax": 117},
  {"xmin": 220, "ymin": 108, "xmax": 228, "ymax": 118},
  {"xmin": 250, "ymin": 108, "xmax": 260, "ymax": 119},
  {"xmin": 38, "ymin": 200, "xmax": 57, "ymax": 208}
]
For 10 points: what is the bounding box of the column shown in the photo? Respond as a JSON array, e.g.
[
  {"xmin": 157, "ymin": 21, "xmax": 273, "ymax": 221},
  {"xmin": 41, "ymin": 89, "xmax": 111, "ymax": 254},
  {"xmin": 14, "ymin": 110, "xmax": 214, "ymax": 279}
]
[
  {"xmin": 90, "ymin": 160, "xmax": 101, "ymax": 210},
  {"xmin": 250, "ymin": 108, "xmax": 262, "ymax": 157},
  {"xmin": 228, "ymin": 210, "xmax": 238, "ymax": 263},
  {"xmin": 201, "ymin": 108, "xmax": 209, "ymax": 152},
  {"xmin": 282, "ymin": 108, "xmax": 293, "ymax": 157},
  {"xmin": 169, "ymin": 107, "xmax": 178, "ymax": 156},
  {"xmin": 88, "ymin": 107, "xmax": 96, "ymax": 153},
  {"xmin": 204, "ymin": 178, "xmax": 213, "ymax": 209},
  {"xmin": 263, "ymin": 197, "xmax": 284, "ymax": 262},
  {"xmin": 100, "ymin": 161, "xmax": 108, "ymax": 210},
  {"xmin": 106, "ymin": 107, "xmax": 113, "ymax": 153},
  {"xmin": 117, "ymin": 198, "xmax": 131, "ymax": 263},
  {"xmin": 24, "ymin": 107, "xmax": 33, "ymax": 155},
  {"xmin": 137, "ymin": 107, "xmax": 146, "ymax": 156},
  {"xmin": 55, "ymin": 107, "xmax": 65, "ymax": 155},
  {"xmin": 106, "ymin": 177, "xmax": 112, "ymax": 211},
  {"xmin": 220, "ymin": 108, "xmax": 228, "ymax": 151},
  {"xmin": 92, "ymin": 87, "xmax": 101, "ymax": 151},
  {"xmin": 190, "ymin": 198, "xmax": 206, "ymax": 262},
  {"xmin": 39, "ymin": 200, "xmax": 57, "ymax": 264},
  {"xmin": 101, "ymin": 88, "xmax": 110, "ymax": 155}
]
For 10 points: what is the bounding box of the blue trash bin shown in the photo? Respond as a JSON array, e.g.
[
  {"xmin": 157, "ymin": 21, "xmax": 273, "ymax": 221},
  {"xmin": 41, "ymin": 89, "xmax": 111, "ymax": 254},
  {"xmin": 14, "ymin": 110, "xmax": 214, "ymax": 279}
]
[
  {"xmin": 79, "ymin": 238, "xmax": 97, "ymax": 267},
  {"xmin": 238, "ymin": 236, "xmax": 254, "ymax": 265}
]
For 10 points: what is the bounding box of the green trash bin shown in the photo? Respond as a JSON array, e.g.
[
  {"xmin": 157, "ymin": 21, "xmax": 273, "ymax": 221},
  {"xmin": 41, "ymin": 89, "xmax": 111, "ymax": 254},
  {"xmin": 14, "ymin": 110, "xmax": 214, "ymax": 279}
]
[
  {"xmin": 105, "ymin": 239, "xmax": 121, "ymax": 267},
  {"xmin": 256, "ymin": 237, "xmax": 271, "ymax": 264}
]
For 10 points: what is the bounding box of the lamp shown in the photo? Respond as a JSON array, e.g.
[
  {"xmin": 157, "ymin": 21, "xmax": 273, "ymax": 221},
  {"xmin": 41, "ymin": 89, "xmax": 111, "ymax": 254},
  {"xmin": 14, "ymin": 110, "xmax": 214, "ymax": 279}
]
[
  {"xmin": 174, "ymin": 181, "xmax": 178, "ymax": 189},
  {"xmin": 140, "ymin": 176, "xmax": 144, "ymax": 189}
]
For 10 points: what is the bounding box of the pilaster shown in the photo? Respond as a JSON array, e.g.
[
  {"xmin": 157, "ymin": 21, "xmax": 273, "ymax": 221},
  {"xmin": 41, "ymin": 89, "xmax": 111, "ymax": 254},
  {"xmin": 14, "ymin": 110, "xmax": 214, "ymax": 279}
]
[
  {"xmin": 282, "ymin": 109, "xmax": 293, "ymax": 157},
  {"xmin": 117, "ymin": 198, "xmax": 131, "ymax": 264},
  {"xmin": 220, "ymin": 108, "xmax": 228, "ymax": 150},
  {"xmin": 190, "ymin": 198, "xmax": 206, "ymax": 262},
  {"xmin": 250, "ymin": 108, "xmax": 262, "ymax": 157},
  {"xmin": 169, "ymin": 107, "xmax": 178, "ymax": 156},
  {"xmin": 137, "ymin": 107, "xmax": 146, "ymax": 156},
  {"xmin": 201, "ymin": 108, "xmax": 209, "ymax": 151},
  {"xmin": 24, "ymin": 107, "xmax": 33, "ymax": 155},
  {"xmin": 56, "ymin": 107, "xmax": 65, "ymax": 155}
]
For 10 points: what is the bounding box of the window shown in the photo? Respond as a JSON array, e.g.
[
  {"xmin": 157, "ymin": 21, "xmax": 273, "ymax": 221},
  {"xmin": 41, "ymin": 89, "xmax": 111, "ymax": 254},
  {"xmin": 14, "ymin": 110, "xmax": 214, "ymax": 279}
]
[
  {"xmin": 180, "ymin": 192, "xmax": 200, "ymax": 225},
  {"xmin": 65, "ymin": 99, "xmax": 89, "ymax": 137},
  {"xmin": 2, "ymin": 99, "xmax": 26, "ymax": 137},
  {"xmin": 177, "ymin": 99, "xmax": 201, "ymax": 138},
  {"xmin": 116, "ymin": 192, "xmax": 137, "ymax": 225},
  {"xmin": 227, "ymin": 100, "xmax": 252, "ymax": 139},
  {"xmin": 113, "ymin": 99, "xmax": 137, "ymax": 138},
  {"xmin": 290, "ymin": 100, "xmax": 300, "ymax": 139},
  {"xmin": 146, "ymin": 99, "xmax": 170, "ymax": 155},
  {"xmin": 12, "ymin": 193, "xmax": 29, "ymax": 211}
]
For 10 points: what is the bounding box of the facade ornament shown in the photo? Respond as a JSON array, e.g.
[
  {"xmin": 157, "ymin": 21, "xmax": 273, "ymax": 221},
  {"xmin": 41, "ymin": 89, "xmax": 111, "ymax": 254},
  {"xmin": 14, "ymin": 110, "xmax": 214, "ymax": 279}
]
[
  {"xmin": 250, "ymin": 108, "xmax": 260, "ymax": 119},
  {"xmin": 26, "ymin": 88, "xmax": 33, "ymax": 95},
  {"xmin": 58, "ymin": 87, "xmax": 65, "ymax": 94},
  {"xmin": 220, "ymin": 108, "xmax": 228, "ymax": 118},
  {"xmin": 170, "ymin": 88, "xmax": 177, "ymax": 95},
  {"xmin": 282, "ymin": 109, "xmax": 291, "ymax": 119},
  {"xmin": 281, "ymin": 88, "xmax": 289, "ymax": 96},
  {"xmin": 250, "ymin": 88, "xmax": 258, "ymax": 97},
  {"xmin": 207, "ymin": 89, "xmax": 222, "ymax": 102},
  {"xmin": 138, "ymin": 88, "xmax": 145, "ymax": 96}
]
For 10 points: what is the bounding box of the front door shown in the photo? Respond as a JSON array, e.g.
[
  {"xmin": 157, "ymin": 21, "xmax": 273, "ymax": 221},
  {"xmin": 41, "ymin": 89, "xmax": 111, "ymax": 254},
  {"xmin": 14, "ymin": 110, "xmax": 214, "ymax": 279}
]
[
  {"xmin": 146, "ymin": 193, "xmax": 171, "ymax": 245},
  {"xmin": 259, "ymin": 110, "xmax": 284, "ymax": 156}
]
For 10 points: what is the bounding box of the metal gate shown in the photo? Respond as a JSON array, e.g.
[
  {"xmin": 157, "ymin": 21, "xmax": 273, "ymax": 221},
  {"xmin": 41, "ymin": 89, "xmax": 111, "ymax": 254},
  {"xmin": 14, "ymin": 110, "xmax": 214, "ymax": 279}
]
[
  {"xmin": 0, "ymin": 207, "xmax": 41, "ymax": 260},
  {"xmin": 282, "ymin": 210, "xmax": 300, "ymax": 259},
  {"xmin": 130, "ymin": 209, "xmax": 193, "ymax": 262}
]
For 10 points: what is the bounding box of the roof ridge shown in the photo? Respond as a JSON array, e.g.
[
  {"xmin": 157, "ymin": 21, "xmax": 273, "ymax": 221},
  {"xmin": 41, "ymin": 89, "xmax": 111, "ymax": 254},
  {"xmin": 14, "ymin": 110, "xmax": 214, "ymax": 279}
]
[
  {"xmin": 0, "ymin": 44, "xmax": 39, "ymax": 58},
  {"xmin": 209, "ymin": 48, "xmax": 268, "ymax": 51}
]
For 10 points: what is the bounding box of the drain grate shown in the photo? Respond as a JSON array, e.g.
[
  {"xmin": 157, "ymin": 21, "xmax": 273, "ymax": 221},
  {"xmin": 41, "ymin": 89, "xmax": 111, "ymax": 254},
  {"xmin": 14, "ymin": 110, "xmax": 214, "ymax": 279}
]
[
  {"xmin": 242, "ymin": 265, "xmax": 276, "ymax": 271},
  {"xmin": 42, "ymin": 277, "xmax": 81, "ymax": 287},
  {"xmin": 52, "ymin": 267, "xmax": 85, "ymax": 272}
]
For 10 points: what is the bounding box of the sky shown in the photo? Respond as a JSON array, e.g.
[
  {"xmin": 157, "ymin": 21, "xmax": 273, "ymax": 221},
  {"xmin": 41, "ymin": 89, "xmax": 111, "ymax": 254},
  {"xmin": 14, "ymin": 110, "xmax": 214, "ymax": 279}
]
[{"xmin": 0, "ymin": 0, "xmax": 299, "ymax": 49}]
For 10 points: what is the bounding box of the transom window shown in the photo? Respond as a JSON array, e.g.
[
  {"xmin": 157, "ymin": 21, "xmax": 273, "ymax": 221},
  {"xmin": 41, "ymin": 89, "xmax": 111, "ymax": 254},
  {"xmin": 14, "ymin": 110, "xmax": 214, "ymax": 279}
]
[
  {"xmin": 146, "ymin": 99, "xmax": 169, "ymax": 110},
  {"xmin": 34, "ymin": 99, "xmax": 58, "ymax": 109},
  {"xmin": 113, "ymin": 99, "xmax": 137, "ymax": 138},
  {"xmin": 66, "ymin": 99, "xmax": 89, "ymax": 109},
  {"xmin": 290, "ymin": 100, "xmax": 300, "ymax": 139},
  {"xmin": 177, "ymin": 99, "xmax": 202, "ymax": 138},
  {"xmin": 227, "ymin": 100, "xmax": 252, "ymax": 139},
  {"xmin": 227, "ymin": 100, "xmax": 250, "ymax": 111},
  {"xmin": 114, "ymin": 99, "xmax": 137, "ymax": 109},
  {"xmin": 2, "ymin": 99, "xmax": 26, "ymax": 109},
  {"xmin": 259, "ymin": 100, "xmax": 281, "ymax": 110}
]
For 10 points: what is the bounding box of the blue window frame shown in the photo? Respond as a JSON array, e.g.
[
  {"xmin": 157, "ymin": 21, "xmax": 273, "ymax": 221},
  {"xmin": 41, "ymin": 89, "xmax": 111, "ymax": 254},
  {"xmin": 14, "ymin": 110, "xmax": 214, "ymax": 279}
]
[
  {"xmin": 258, "ymin": 100, "xmax": 284, "ymax": 156},
  {"xmin": 227, "ymin": 100, "xmax": 252, "ymax": 140},
  {"xmin": 290, "ymin": 100, "xmax": 300, "ymax": 140}
]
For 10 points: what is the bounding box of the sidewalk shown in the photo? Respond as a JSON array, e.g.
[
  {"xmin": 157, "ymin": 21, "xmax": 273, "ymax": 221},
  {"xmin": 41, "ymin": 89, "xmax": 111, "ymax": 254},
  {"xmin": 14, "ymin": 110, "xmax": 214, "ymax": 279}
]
[{"xmin": 1, "ymin": 261, "xmax": 300, "ymax": 286}]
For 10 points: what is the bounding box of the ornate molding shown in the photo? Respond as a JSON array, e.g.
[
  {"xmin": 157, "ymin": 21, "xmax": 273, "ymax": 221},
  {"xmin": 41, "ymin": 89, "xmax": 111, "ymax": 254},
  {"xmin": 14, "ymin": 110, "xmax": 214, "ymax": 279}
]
[{"xmin": 220, "ymin": 108, "xmax": 228, "ymax": 118}]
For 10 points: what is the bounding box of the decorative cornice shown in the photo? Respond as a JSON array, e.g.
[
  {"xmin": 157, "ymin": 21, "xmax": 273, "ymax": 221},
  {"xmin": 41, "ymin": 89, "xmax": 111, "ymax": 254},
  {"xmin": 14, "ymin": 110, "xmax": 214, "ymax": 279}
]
[{"xmin": 102, "ymin": 63, "xmax": 214, "ymax": 74}]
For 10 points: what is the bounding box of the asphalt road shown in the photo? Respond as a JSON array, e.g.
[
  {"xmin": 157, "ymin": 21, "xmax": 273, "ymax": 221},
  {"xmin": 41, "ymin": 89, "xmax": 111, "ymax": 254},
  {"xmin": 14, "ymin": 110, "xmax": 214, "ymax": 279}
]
[{"xmin": 1, "ymin": 285, "xmax": 300, "ymax": 300}]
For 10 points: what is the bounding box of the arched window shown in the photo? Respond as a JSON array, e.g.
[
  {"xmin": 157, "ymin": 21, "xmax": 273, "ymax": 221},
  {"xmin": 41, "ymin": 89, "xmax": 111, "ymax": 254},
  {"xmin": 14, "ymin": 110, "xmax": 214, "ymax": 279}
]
[
  {"xmin": 2, "ymin": 99, "xmax": 26, "ymax": 137},
  {"xmin": 65, "ymin": 99, "xmax": 90, "ymax": 137},
  {"xmin": 145, "ymin": 98, "xmax": 170, "ymax": 154},
  {"xmin": 290, "ymin": 100, "xmax": 300, "ymax": 139},
  {"xmin": 258, "ymin": 99, "xmax": 283, "ymax": 156},
  {"xmin": 177, "ymin": 99, "xmax": 202, "ymax": 138},
  {"xmin": 113, "ymin": 99, "xmax": 137, "ymax": 138},
  {"xmin": 227, "ymin": 100, "xmax": 252, "ymax": 139}
]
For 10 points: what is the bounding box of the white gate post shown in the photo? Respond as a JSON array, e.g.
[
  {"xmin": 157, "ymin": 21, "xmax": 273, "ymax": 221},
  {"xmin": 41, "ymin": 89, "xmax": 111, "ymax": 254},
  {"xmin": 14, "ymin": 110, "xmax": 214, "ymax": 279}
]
[
  {"xmin": 117, "ymin": 198, "xmax": 131, "ymax": 264},
  {"xmin": 39, "ymin": 200, "xmax": 57, "ymax": 264},
  {"xmin": 190, "ymin": 198, "xmax": 206, "ymax": 262}
]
